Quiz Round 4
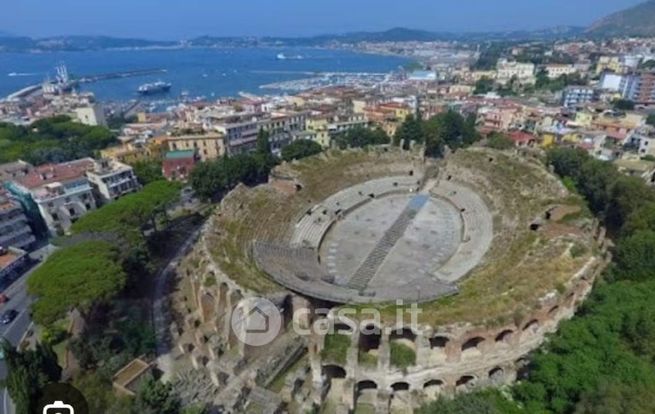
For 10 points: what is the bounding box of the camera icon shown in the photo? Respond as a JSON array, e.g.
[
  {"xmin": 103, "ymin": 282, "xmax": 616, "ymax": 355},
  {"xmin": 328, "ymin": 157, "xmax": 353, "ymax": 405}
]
[{"xmin": 43, "ymin": 400, "xmax": 74, "ymax": 414}]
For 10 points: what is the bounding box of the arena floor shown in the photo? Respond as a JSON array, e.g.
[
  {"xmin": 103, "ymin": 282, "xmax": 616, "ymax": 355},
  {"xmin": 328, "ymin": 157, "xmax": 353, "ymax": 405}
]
[{"xmin": 322, "ymin": 193, "xmax": 463, "ymax": 294}]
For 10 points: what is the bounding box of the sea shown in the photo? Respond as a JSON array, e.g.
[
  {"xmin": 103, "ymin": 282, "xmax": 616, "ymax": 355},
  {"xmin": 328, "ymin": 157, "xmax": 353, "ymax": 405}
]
[{"xmin": 0, "ymin": 47, "xmax": 409, "ymax": 102}]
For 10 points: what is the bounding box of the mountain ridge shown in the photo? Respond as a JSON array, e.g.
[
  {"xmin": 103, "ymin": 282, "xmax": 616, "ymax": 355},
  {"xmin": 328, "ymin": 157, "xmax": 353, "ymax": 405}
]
[
  {"xmin": 0, "ymin": 26, "xmax": 586, "ymax": 52},
  {"xmin": 587, "ymin": 0, "xmax": 655, "ymax": 37}
]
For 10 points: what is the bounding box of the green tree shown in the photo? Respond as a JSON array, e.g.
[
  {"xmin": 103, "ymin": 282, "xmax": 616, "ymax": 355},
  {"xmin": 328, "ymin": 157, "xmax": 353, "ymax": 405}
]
[
  {"xmin": 613, "ymin": 99, "xmax": 635, "ymax": 111},
  {"xmin": 0, "ymin": 116, "xmax": 117, "ymax": 165},
  {"xmin": 281, "ymin": 139, "xmax": 323, "ymax": 162},
  {"xmin": 575, "ymin": 381, "xmax": 655, "ymax": 414},
  {"xmin": 131, "ymin": 160, "xmax": 164, "ymax": 185},
  {"xmin": 256, "ymin": 128, "xmax": 272, "ymax": 155},
  {"xmin": 474, "ymin": 76, "xmax": 494, "ymax": 94},
  {"xmin": 70, "ymin": 180, "xmax": 180, "ymax": 244},
  {"xmin": 27, "ymin": 241, "xmax": 127, "ymax": 325},
  {"xmin": 2, "ymin": 340, "xmax": 62, "ymax": 414},
  {"xmin": 418, "ymin": 390, "xmax": 522, "ymax": 414},
  {"xmin": 334, "ymin": 126, "xmax": 390, "ymax": 149},
  {"xmin": 647, "ymin": 114, "xmax": 655, "ymax": 127},
  {"xmin": 393, "ymin": 114, "xmax": 423, "ymax": 148},
  {"xmin": 487, "ymin": 132, "xmax": 514, "ymax": 150},
  {"xmin": 133, "ymin": 375, "xmax": 181, "ymax": 414},
  {"xmin": 614, "ymin": 230, "xmax": 655, "ymax": 281}
]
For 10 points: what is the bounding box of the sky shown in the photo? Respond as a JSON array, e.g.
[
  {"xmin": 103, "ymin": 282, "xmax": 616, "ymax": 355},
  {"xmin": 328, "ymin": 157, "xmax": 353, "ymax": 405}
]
[{"xmin": 0, "ymin": 0, "xmax": 647, "ymax": 40}]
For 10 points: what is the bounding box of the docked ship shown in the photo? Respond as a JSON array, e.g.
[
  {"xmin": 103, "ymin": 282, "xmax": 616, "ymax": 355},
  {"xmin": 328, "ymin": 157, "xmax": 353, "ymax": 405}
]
[{"xmin": 137, "ymin": 81, "xmax": 172, "ymax": 95}]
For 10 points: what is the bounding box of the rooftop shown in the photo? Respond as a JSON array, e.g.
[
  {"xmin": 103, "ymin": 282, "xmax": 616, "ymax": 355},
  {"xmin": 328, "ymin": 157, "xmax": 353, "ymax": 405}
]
[
  {"xmin": 165, "ymin": 150, "xmax": 197, "ymax": 160},
  {"xmin": 14, "ymin": 158, "xmax": 94, "ymax": 190}
]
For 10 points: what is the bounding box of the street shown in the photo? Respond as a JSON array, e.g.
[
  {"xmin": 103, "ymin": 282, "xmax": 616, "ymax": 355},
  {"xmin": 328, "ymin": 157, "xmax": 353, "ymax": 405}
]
[{"xmin": 0, "ymin": 245, "xmax": 54, "ymax": 414}]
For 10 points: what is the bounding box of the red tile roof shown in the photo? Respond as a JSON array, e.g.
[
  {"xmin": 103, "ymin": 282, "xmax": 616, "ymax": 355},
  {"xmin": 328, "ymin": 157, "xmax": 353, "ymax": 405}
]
[{"xmin": 15, "ymin": 158, "xmax": 94, "ymax": 189}]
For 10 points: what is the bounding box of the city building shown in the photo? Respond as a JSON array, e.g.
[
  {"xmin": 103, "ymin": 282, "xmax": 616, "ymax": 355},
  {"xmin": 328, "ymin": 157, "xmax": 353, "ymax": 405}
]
[
  {"xmin": 620, "ymin": 72, "xmax": 655, "ymax": 104},
  {"xmin": 0, "ymin": 246, "xmax": 29, "ymax": 285},
  {"xmin": 9, "ymin": 159, "xmax": 98, "ymax": 236},
  {"xmin": 496, "ymin": 59, "xmax": 536, "ymax": 85},
  {"xmin": 162, "ymin": 150, "xmax": 199, "ymax": 181},
  {"xmin": 599, "ymin": 72, "xmax": 625, "ymax": 92},
  {"xmin": 562, "ymin": 86, "xmax": 595, "ymax": 108},
  {"xmin": 166, "ymin": 133, "xmax": 226, "ymax": 162},
  {"xmin": 596, "ymin": 55, "xmax": 623, "ymax": 75},
  {"xmin": 327, "ymin": 113, "xmax": 369, "ymax": 137},
  {"xmin": 214, "ymin": 118, "xmax": 260, "ymax": 154},
  {"xmin": 86, "ymin": 159, "xmax": 141, "ymax": 204},
  {"xmin": 73, "ymin": 103, "xmax": 107, "ymax": 126},
  {"xmin": 544, "ymin": 64, "xmax": 577, "ymax": 79},
  {"xmin": 0, "ymin": 160, "xmax": 33, "ymax": 183},
  {"xmin": 305, "ymin": 116, "xmax": 331, "ymax": 148},
  {"xmin": 0, "ymin": 189, "xmax": 36, "ymax": 251}
]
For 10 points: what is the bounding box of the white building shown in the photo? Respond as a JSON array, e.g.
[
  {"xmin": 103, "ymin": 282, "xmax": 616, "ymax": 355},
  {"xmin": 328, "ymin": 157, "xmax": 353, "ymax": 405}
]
[
  {"xmin": 496, "ymin": 59, "xmax": 535, "ymax": 85},
  {"xmin": 11, "ymin": 159, "xmax": 98, "ymax": 236},
  {"xmin": 544, "ymin": 64, "xmax": 578, "ymax": 79},
  {"xmin": 599, "ymin": 73, "xmax": 624, "ymax": 92},
  {"xmin": 74, "ymin": 103, "xmax": 107, "ymax": 126},
  {"xmin": 86, "ymin": 159, "xmax": 141, "ymax": 204}
]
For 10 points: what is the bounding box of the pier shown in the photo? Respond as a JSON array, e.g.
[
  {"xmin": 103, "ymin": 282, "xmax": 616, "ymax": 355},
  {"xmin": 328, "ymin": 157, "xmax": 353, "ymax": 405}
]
[{"xmin": 3, "ymin": 68, "xmax": 167, "ymax": 101}]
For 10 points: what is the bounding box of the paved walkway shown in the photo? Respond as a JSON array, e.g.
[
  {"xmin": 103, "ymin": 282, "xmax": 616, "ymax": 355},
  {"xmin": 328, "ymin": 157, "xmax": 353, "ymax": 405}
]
[{"xmin": 153, "ymin": 226, "xmax": 204, "ymax": 382}]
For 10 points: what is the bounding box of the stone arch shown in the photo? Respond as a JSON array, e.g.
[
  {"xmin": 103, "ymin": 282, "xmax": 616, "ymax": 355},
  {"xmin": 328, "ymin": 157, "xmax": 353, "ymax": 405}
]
[
  {"xmin": 495, "ymin": 329, "xmax": 514, "ymax": 344},
  {"xmin": 423, "ymin": 379, "xmax": 443, "ymax": 389},
  {"xmin": 488, "ymin": 366, "xmax": 504, "ymax": 385},
  {"xmin": 389, "ymin": 327, "xmax": 417, "ymax": 351},
  {"xmin": 430, "ymin": 335, "xmax": 449, "ymax": 349},
  {"xmin": 356, "ymin": 380, "xmax": 378, "ymax": 393},
  {"xmin": 333, "ymin": 319, "xmax": 355, "ymax": 335},
  {"xmin": 455, "ymin": 375, "xmax": 477, "ymax": 392},
  {"xmin": 359, "ymin": 323, "xmax": 381, "ymax": 353},
  {"xmin": 322, "ymin": 364, "xmax": 346, "ymax": 380},
  {"xmin": 461, "ymin": 336, "xmax": 485, "ymax": 358},
  {"xmin": 522, "ymin": 319, "xmax": 539, "ymax": 335},
  {"xmin": 391, "ymin": 382, "xmax": 410, "ymax": 392},
  {"xmin": 423, "ymin": 379, "xmax": 444, "ymax": 401}
]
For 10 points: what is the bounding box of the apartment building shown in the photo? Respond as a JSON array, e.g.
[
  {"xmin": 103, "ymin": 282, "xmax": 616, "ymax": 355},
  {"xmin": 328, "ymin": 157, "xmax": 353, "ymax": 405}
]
[
  {"xmin": 0, "ymin": 189, "xmax": 35, "ymax": 251},
  {"xmin": 620, "ymin": 72, "xmax": 655, "ymax": 104},
  {"xmin": 496, "ymin": 59, "xmax": 536, "ymax": 85},
  {"xmin": 86, "ymin": 159, "xmax": 141, "ymax": 204},
  {"xmin": 166, "ymin": 133, "xmax": 226, "ymax": 162},
  {"xmin": 544, "ymin": 64, "xmax": 578, "ymax": 79},
  {"xmin": 327, "ymin": 113, "xmax": 369, "ymax": 136},
  {"xmin": 214, "ymin": 117, "xmax": 260, "ymax": 155},
  {"xmin": 10, "ymin": 159, "xmax": 98, "ymax": 236},
  {"xmin": 562, "ymin": 86, "xmax": 595, "ymax": 108}
]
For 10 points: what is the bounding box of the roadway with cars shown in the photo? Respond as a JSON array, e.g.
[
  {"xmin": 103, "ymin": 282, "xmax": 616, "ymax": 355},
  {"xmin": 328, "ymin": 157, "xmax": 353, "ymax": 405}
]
[{"xmin": 0, "ymin": 245, "xmax": 55, "ymax": 414}]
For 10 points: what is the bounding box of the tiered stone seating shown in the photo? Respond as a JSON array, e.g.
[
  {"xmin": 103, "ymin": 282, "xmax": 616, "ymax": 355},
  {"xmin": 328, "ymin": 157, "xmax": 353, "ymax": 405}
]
[
  {"xmin": 430, "ymin": 180, "xmax": 494, "ymax": 283},
  {"xmin": 290, "ymin": 176, "xmax": 422, "ymax": 249}
]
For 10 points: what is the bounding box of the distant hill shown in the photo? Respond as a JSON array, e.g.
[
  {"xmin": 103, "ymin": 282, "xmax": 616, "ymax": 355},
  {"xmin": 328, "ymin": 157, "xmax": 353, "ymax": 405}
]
[
  {"xmin": 587, "ymin": 0, "xmax": 655, "ymax": 37},
  {"xmin": 0, "ymin": 26, "xmax": 586, "ymax": 53},
  {"xmin": 0, "ymin": 35, "xmax": 176, "ymax": 52}
]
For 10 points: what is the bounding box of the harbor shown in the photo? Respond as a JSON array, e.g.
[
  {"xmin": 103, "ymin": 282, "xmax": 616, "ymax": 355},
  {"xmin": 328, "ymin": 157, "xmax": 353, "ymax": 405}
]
[{"xmin": 3, "ymin": 67, "xmax": 167, "ymax": 101}]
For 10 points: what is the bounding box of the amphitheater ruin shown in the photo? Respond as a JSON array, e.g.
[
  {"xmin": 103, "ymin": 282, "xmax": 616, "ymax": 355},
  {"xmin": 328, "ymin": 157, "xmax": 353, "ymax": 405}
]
[{"xmin": 169, "ymin": 146, "xmax": 610, "ymax": 413}]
